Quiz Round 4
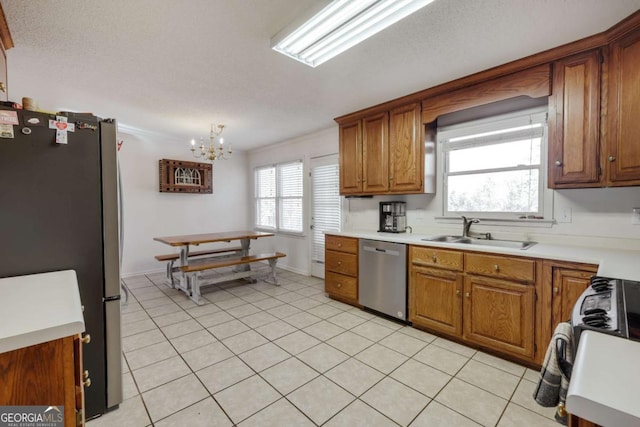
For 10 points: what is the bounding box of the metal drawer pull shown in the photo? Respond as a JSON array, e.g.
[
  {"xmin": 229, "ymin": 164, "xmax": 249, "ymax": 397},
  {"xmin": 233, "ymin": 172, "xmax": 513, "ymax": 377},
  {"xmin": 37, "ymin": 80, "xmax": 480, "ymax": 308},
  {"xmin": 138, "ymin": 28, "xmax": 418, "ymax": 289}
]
[
  {"xmin": 81, "ymin": 334, "xmax": 91, "ymax": 344},
  {"xmin": 456, "ymin": 290, "xmax": 461, "ymax": 296},
  {"xmin": 83, "ymin": 378, "xmax": 91, "ymax": 388},
  {"xmin": 432, "ymin": 255, "xmax": 437, "ymax": 262},
  {"xmin": 608, "ymin": 156, "xmax": 616, "ymax": 162},
  {"xmin": 337, "ymin": 283, "xmax": 342, "ymax": 288},
  {"xmin": 337, "ymin": 243, "xmax": 342, "ymax": 247},
  {"xmin": 465, "ymin": 292, "xmax": 470, "ymax": 298},
  {"xmin": 493, "ymin": 264, "xmax": 500, "ymax": 272},
  {"xmin": 83, "ymin": 370, "xmax": 89, "ymax": 379}
]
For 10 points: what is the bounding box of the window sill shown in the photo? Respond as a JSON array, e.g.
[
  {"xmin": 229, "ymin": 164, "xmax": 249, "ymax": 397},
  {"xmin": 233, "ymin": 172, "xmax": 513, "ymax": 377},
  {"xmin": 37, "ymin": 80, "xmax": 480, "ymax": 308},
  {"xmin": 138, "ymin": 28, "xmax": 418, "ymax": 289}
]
[
  {"xmin": 254, "ymin": 227, "xmax": 306, "ymax": 238},
  {"xmin": 435, "ymin": 216, "xmax": 555, "ymax": 228}
]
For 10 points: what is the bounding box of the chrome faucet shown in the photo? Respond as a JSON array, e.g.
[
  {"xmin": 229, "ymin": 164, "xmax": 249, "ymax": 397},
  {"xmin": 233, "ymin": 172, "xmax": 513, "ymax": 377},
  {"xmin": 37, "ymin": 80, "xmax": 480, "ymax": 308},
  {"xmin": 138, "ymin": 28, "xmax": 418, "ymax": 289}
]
[{"xmin": 461, "ymin": 216, "xmax": 480, "ymax": 238}]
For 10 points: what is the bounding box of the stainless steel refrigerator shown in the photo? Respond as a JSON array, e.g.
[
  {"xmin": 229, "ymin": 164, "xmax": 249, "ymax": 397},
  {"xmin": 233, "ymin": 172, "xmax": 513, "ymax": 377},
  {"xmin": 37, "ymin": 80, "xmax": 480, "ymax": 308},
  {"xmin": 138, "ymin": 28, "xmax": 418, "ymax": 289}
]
[{"xmin": 0, "ymin": 106, "xmax": 123, "ymax": 418}]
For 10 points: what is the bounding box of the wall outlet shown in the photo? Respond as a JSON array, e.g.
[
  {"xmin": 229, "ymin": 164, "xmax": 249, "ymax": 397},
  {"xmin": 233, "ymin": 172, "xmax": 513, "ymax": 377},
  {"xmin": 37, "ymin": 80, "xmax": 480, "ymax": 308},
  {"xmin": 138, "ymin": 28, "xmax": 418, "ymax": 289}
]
[
  {"xmin": 633, "ymin": 208, "xmax": 640, "ymax": 225},
  {"xmin": 558, "ymin": 207, "xmax": 572, "ymax": 223}
]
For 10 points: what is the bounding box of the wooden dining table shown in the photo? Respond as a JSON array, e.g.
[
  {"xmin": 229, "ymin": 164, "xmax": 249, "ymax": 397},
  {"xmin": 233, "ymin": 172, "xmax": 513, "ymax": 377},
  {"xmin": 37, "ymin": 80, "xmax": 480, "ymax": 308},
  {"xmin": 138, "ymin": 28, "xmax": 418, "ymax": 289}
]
[{"xmin": 153, "ymin": 230, "xmax": 275, "ymax": 293}]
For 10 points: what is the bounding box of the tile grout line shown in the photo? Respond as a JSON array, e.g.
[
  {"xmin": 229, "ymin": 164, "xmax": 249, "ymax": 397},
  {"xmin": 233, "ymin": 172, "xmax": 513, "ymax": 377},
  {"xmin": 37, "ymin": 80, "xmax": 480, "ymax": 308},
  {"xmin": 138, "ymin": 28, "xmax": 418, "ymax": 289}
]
[{"xmin": 119, "ymin": 272, "xmax": 540, "ymax": 427}]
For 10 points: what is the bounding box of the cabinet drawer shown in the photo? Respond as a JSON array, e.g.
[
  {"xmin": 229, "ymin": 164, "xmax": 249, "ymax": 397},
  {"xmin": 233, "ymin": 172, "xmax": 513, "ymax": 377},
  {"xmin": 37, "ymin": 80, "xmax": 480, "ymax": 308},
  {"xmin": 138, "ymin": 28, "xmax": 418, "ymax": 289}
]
[
  {"xmin": 411, "ymin": 246, "xmax": 463, "ymax": 271},
  {"xmin": 325, "ymin": 250, "xmax": 358, "ymax": 276},
  {"xmin": 325, "ymin": 271, "xmax": 358, "ymax": 300},
  {"xmin": 465, "ymin": 253, "xmax": 535, "ymax": 282},
  {"xmin": 325, "ymin": 235, "xmax": 358, "ymax": 254}
]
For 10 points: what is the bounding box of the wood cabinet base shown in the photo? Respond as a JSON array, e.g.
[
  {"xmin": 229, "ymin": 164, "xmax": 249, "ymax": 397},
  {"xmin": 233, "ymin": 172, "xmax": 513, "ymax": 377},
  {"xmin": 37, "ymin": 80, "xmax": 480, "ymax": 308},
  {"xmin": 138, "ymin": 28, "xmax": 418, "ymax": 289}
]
[{"xmin": 0, "ymin": 335, "xmax": 84, "ymax": 426}]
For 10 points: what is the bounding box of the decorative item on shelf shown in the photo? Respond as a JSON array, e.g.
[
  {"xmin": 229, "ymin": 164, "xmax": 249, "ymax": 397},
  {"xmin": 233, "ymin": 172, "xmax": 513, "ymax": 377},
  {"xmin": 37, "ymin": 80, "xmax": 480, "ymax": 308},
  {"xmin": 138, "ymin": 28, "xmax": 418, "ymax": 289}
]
[
  {"xmin": 159, "ymin": 158, "xmax": 212, "ymax": 194},
  {"xmin": 190, "ymin": 123, "xmax": 232, "ymax": 161}
]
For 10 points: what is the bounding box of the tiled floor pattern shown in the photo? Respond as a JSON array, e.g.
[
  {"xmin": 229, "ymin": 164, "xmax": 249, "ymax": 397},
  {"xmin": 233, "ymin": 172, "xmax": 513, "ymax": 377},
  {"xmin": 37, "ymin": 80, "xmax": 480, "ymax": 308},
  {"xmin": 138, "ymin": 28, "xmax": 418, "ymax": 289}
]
[{"xmin": 88, "ymin": 268, "xmax": 557, "ymax": 427}]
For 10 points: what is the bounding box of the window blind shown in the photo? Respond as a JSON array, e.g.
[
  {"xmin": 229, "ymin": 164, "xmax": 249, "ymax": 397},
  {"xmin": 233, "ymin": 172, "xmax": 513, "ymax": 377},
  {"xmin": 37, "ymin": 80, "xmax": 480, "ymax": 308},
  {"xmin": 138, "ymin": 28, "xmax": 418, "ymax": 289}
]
[{"xmin": 311, "ymin": 163, "xmax": 340, "ymax": 262}]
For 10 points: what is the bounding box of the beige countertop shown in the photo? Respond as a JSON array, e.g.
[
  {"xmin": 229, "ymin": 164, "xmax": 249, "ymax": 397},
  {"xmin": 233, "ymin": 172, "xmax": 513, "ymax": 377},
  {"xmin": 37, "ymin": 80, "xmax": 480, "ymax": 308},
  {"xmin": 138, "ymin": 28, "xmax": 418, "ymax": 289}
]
[
  {"xmin": 0, "ymin": 270, "xmax": 85, "ymax": 353},
  {"xmin": 328, "ymin": 230, "xmax": 640, "ymax": 281}
]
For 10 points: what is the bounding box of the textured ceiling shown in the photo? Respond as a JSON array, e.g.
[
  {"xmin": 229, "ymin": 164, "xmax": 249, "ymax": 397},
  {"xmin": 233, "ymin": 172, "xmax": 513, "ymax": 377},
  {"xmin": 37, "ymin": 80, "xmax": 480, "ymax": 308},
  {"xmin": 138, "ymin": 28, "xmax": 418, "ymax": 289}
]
[{"xmin": 3, "ymin": 0, "xmax": 640, "ymax": 150}]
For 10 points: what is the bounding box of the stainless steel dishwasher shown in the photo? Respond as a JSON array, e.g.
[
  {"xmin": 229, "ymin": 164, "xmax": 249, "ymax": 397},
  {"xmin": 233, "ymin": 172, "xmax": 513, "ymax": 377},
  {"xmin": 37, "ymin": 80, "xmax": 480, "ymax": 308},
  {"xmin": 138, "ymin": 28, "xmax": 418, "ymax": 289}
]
[{"xmin": 359, "ymin": 239, "xmax": 408, "ymax": 320}]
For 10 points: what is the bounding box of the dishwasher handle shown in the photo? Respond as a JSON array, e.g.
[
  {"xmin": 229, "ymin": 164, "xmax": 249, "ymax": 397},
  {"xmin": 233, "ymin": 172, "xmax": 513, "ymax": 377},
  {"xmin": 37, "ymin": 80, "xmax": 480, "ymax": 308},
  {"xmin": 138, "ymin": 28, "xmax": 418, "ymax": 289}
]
[{"xmin": 363, "ymin": 246, "xmax": 400, "ymax": 257}]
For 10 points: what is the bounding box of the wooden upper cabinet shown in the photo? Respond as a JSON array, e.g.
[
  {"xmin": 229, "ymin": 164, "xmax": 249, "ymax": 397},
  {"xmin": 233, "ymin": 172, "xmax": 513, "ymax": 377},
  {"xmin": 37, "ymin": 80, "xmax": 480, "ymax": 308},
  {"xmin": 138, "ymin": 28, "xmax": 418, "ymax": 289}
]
[
  {"xmin": 362, "ymin": 112, "xmax": 389, "ymax": 193},
  {"xmin": 389, "ymin": 103, "xmax": 423, "ymax": 192},
  {"xmin": 337, "ymin": 103, "xmax": 424, "ymax": 195},
  {"xmin": 606, "ymin": 30, "xmax": 640, "ymax": 185},
  {"xmin": 339, "ymin": 119, "xmax": 362, "ymax": 195},
  {"xmin": 548, "ymin": 50, "xmax": 602, "ymax": 188}
]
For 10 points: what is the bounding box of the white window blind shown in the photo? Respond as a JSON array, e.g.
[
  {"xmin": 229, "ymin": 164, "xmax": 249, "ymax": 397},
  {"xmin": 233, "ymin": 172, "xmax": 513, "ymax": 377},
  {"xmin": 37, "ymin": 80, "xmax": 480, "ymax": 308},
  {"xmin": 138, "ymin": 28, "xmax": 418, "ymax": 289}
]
[
  {"xmin": 311, "ymin": 162, "xmax": 340, "ymax": 263},
  {"xmin": 439, "ymin": 108, "xmax": 548, "ymax": 217},
  {"xmin": 254, "ymin": 160, "xmax": 304, "ymax": 233},
  {"xmin": 255, "ymin": 166, "xmax": 276, "ymax": 229},
  {"xmin": 278, "ymin": 161, "xmax": 303, "ymax": 233}
]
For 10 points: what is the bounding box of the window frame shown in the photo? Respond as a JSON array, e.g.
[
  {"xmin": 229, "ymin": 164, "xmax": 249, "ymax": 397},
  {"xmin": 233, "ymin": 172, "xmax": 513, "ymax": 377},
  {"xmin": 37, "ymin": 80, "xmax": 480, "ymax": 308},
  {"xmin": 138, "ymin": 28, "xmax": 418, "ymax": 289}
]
[
  {"xmin": 438, "ymin": 108, "xmax": 552, "ymax": 220},
  {"xmin": 254, "ymin": 159, "xmax": 304, "ymax": 235}
]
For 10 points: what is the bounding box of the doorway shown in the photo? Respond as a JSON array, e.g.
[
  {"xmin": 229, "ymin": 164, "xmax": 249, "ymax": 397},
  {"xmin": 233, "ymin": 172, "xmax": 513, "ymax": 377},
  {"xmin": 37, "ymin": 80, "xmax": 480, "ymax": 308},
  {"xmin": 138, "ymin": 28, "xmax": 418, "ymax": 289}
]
[{"xmin": 309, "ymin": 154, "xmax": 341, "ymax": 278}]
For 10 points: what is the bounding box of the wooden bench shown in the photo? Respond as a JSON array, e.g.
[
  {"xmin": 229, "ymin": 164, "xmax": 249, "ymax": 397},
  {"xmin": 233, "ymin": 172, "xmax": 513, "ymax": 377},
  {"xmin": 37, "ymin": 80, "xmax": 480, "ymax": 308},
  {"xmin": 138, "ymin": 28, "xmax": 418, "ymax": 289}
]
[
  {"xmin": 155, "ymin": 246, "xmax": 243, "ymax": 287},
  {"xmin": 181, "ymin": 252, "xmax": 286, "ymax": 304}
]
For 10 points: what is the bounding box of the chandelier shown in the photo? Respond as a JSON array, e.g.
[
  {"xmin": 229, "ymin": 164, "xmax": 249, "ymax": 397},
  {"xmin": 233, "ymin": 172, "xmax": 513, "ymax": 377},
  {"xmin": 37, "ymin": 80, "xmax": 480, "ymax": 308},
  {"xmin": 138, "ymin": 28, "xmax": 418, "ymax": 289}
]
[{"xmin": 190, "ymin": 124, "xmax": 232, "ymax": 161}]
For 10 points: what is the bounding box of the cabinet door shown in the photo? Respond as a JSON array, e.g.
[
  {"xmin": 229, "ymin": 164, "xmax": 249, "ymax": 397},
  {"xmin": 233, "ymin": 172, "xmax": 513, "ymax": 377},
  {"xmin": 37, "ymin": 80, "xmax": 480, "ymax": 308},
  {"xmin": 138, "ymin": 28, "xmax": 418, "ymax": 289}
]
[
  {"xmin": 339, "ymin": 120, "xmax": 362, "ymax": 194},
  {"xmin": 607, "ymin": 31, "xmax": 640, "ymax": 184},
  {"xmin": 463, "ymin": 275, "xmax": 535, "ymax": 359},
  {"xmin": 410, "ymin": 266, "xmax": 463, "ymax": 336},
  {"xmin": 389, "ymin": 103, "xmax": 423, "ymax": 193},
  {"xmin": 362, "ymin": 112, "xmax": 389, "ymax": 193},
  {"xmin": 549, "ymin": 50, "xmax": 601, "ymax": 187},
  {"xmin": 552, "ymin": 267, "xmax": 593, "ymax": 330}
]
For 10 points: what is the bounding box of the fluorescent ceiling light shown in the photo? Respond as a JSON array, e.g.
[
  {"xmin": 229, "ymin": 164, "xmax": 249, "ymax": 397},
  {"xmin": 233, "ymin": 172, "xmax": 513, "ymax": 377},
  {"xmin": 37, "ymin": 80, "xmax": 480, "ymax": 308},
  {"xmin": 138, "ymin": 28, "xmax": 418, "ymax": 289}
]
[{"xmin": 272, "ymin": 0, "xmax": 435, "ymax": 67}]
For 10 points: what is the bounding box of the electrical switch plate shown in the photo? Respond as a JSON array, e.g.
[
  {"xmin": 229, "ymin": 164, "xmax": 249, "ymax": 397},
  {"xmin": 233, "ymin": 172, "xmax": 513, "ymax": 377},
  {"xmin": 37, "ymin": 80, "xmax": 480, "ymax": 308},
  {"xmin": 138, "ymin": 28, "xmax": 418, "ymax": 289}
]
[
  {"xmin": 558, "ymin": 207, "xmax": 572, "ymax": 223},
  {"xmin": 633, "ymin": 208, "xmax": 640, "ymax": 225}
]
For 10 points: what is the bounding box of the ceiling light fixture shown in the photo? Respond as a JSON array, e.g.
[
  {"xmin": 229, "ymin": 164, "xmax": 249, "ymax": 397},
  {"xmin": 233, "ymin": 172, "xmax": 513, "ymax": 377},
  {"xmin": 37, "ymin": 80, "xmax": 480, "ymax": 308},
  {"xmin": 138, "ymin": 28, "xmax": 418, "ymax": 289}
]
[
  {"xmin": 190, "ymin": 124, "xmax": 232, "ymax": 161},
  {"xmin": 272, "ymin": 0, "xmax": 435, "ymax": 67}
]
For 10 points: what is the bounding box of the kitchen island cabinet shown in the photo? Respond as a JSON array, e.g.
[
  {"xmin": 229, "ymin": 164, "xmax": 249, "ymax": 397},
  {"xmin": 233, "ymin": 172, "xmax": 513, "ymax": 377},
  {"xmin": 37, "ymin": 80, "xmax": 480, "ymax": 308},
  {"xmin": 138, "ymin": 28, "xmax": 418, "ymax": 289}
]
[
  {"xmin": 0, "ymin": 334, "xmax": 88, "ymax": 427},
  {"xmin": 0, "ymin": 270, "xmax": 87, "ymax": 426}
]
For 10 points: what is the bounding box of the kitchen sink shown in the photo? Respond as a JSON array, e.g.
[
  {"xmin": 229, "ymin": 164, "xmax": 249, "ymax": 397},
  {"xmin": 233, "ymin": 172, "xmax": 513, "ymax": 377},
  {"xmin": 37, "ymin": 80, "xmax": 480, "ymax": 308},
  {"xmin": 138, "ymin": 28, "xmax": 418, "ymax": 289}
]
[
  {"xmin": 422, "ymin": 235, "xmax": 537, "ymax": 250},
  {"xmin": 425, "ymin": 235, "xmax": 465, "ymax": 242}
]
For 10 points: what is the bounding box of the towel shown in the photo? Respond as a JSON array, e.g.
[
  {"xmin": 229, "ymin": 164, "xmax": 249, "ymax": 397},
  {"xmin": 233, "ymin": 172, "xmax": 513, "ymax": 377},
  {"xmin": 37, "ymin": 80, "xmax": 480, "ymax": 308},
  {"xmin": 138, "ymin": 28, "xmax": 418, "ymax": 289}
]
[{"xmin": 533, "ymin": 321, "xmax": 574, "ymax": 425}]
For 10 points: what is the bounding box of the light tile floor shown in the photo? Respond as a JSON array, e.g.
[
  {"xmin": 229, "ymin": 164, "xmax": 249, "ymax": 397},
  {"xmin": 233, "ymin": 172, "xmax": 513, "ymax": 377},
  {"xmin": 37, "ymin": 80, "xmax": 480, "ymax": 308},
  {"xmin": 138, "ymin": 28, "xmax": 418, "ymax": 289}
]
[{"xmin": 88, "ymin": 269, "xmax": 558, "ymax": 427}]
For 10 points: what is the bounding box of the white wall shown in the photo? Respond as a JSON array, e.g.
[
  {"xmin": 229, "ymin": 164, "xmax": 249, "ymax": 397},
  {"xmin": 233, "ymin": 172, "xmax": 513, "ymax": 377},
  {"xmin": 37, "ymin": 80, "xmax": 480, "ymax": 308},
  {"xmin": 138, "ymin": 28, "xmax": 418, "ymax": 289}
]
[
  {"xmin": 118, "ymin": 129, "xmax": 250, "ymax": 276},
  {"xmin": 247, "ymin": 127, "xmax": 339, "ymax": 275},
  {"xmin": 344, "ymin": 187, "xmax": 640, "ymax": 250}
]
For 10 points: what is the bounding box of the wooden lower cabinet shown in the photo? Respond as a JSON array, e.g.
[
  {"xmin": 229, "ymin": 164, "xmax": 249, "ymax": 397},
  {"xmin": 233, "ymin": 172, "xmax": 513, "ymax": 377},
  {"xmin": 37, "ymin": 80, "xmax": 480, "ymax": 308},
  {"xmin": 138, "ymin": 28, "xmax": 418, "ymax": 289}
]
[
  {"xmin": 409, "ymin": 245, "xmax": 540, "ymax": 364},
  {"xmin": 0, "ymin": 334, "xmax": 85, "ymax": 426},
  {"xmin": 463, "ymin": 275, "xmax": 535, "ymax": 359},
  {"xmin": 324, "ymin": 235, "xmax": 359, "ymax": 305},
  {"xmin": 410, "ymin": 266, "xmax": 463, "ymax": 336},
  {"xmin": 541, "ymin": 261, "xmax": 597, "ymax": 348}
]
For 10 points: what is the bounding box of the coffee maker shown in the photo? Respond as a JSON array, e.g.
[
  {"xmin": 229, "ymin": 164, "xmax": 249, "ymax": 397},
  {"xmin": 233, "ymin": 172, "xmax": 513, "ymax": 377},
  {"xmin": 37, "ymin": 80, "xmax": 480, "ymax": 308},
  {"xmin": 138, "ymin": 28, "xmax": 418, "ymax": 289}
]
[{"xmin": 379, "ymin": 201, "xmax": 407, "ymax": 233}]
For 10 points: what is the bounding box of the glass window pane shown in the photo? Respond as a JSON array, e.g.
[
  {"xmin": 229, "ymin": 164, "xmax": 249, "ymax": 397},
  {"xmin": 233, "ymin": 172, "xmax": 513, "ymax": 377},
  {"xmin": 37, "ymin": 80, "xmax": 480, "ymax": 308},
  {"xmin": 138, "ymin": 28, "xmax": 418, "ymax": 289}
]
[
  {"xmin": 279, "ymin": 198, "xmax": 303, "ymax": 232},
  {"xmin": 279, "ymin": 162, "xmax": 303, "ymax": 197},
  {"xmin": 449, "ymin": 138, "xmax": 541, "ymax": 173},
  {"xmin": 447, "ymin": 170, "xmax": 539, "ymax": 213},
  {"xmin": 256, "ymin": 198, "xmax": 275, "ymax": 228},
  {"xmin": 256, "ymin": 167, "xmax": 276, "ymax": 197}
]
